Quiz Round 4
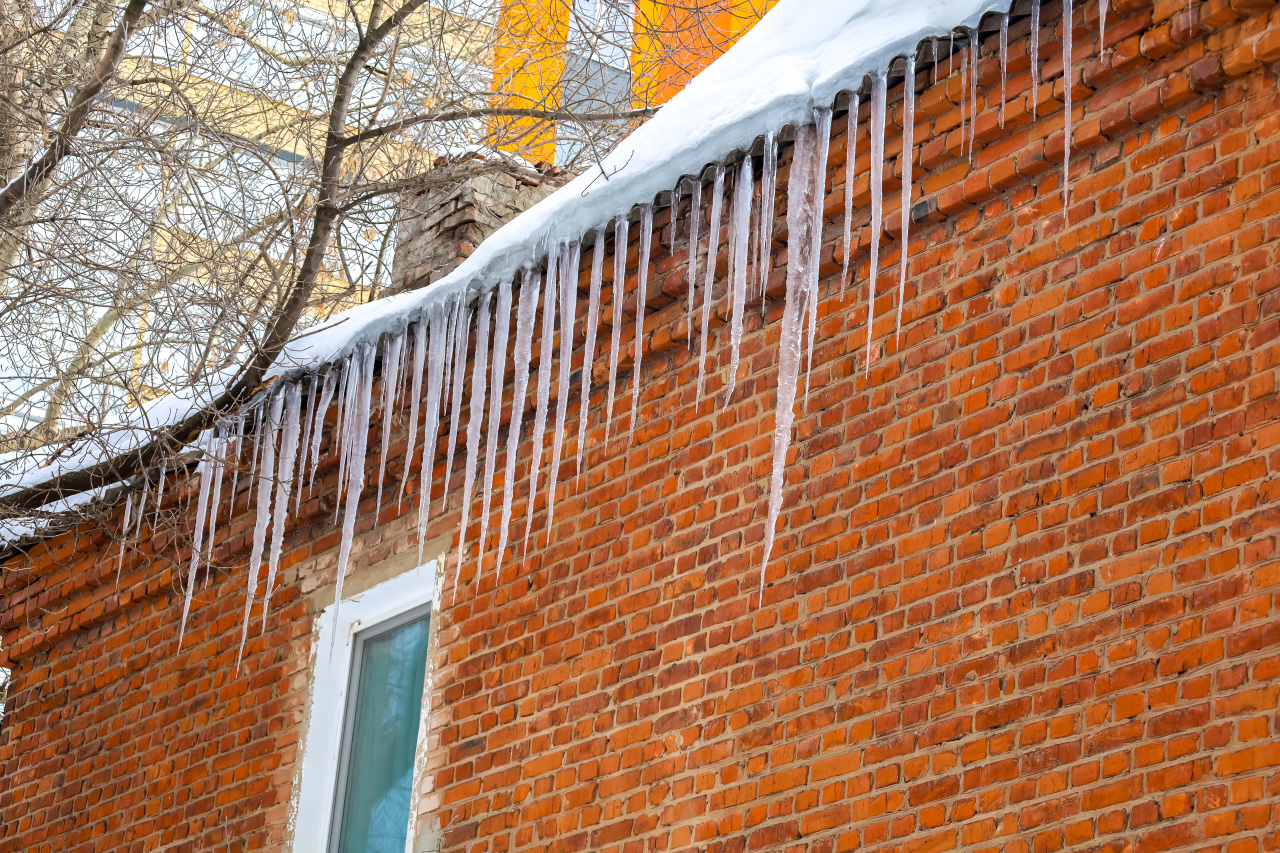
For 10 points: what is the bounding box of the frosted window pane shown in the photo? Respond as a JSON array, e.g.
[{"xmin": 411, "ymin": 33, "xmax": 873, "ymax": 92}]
[{"xmin": 333, "ymin": 612, "xmax": 431, "ymax": 853}]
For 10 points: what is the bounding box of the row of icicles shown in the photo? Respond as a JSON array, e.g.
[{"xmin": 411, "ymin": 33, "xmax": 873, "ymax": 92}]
[{"xmin": 110, "ymin": 0, "xmax": 1098, "ymax": 664}]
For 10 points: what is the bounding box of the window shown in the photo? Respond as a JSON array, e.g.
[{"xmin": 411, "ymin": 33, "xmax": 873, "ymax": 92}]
[
  {"xmin": 290, "ymin": 561, "xmax": 437, "ymax": 853},
  {"xmin": 330, "ymin": 606, "xmax": 431, "ymax": 853},
  {"xmin": 558, "ymin": 0, "xmax": 635, "ymax": 166}
]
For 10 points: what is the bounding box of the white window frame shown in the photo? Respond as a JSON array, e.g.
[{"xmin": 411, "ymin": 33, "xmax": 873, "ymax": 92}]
[{"xmin": 289, "ymin": 560, "xmax": 438, "ymax": 853}]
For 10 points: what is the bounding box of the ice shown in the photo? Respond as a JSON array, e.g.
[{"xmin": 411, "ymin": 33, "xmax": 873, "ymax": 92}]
[
  {"xmin": 497, "ymin": 267, "xmax": 541, "ymax": 570},
  {"xmin": 697, "ymin": 164, "xmax": 725, "ymax": 407},
  {"xmin": 264, "ymin": 381, "xmax": 302, "ymax": 629},
  {"xmin": 759, "ymin": 121, "xmax": 822, "ymax": 605},
  {"xmin": 204, "ymin": 427, "xmax": 228, "ymax": 586},
  {"xmin": 1099, "ymin": 0, "xmax": 1108, "ymax": 48},
  {"xmin": 478, "ymin": 277, "xmax": 512, "ymax": 589},
  {"xmin": 238, "ymin": 393, "xmax": 282, "ymax": 669},
  {"xmin": 896, "ymin": 55, "xmax": 917, "ymax": 348},
  {"xmin": 999, "ymin": 14, "xmax": 1008, "ymax": 128},
  {"xmin": 804, "ymin": 109, "xmax": 832, "ymax": 406},
  {"xmin": 842, "ymin": 95, "xmax": 860, "ymax": 296},
  {"xmin": 374, "ymin": 332, "xmax": 405, "ymax": 521},
  {"xmin": 546, "ymin": 242, "xmax": 580, "ymax": 542},
  {"xmin": 1062, "ymin": 0, "xmax": 1074, "ymax": 214},
  {"xmin": 333, "ymin": 359, "xmax": 351, "ymax": 524},
  {"xmin": 629, "ymin": 207, "xmax": 652, "ymax": 447},
  {"xmin": 1031, "ymin": 0, "xmax": 1041, "ymax": 119},
  {"xmin": 331, "ymin": 345, "xmax": 376, "ymax": 647},
  {"xmin": 153, "ymin": 459, "xmax": 167, "ymax": 526},
  {"xmin": 456, "ymin": 290, "xmax": 492, "ymax": 599},
  {"xmin": 864, "ymin": 72, "xmax": 887, "ymax": 379},
  {"xmin": 759, "ymin": 132, "xmax": 778, "ymax": 303},
  {"xmin": 605, "ymin": 218, "xmax": 629, "ymax": 445},
  {"xmin": 117, "ymin": 492, "xmax": 133, "ymax": 582},
  {"xmin": 227, "ymin": 425, "xmax": 242, "ymax": 526},
  {"xmin": 296, "ymin": 375, "xmax": 316, "ymax": 512},
  {"xmin": 727, "ymin": 156, "xmax": 752, "ymax": 402},
  {"xmin": 523, "ymin": 250, "xmax": 558, "ymax": 556},
  {"xmin": 686, "ymin": 179, "xmax": 702, "ymax": 345},
  {"xmin": 179, "ymin": 430, "xmax": 215, "ymax": 646},
  {"xmin": 308, "ymin": 369, "xmax": 337, "ymax": 491},
  {"xmin": 416, "ymin": 307, "xmax": 449, "ymax": 560},
  {"xmin": 399, "ymin": 322, "xmax": 427, "ymax": 508},
  {"xmin": 578, "ymin": 233, "xmax": 604, "ymax": 482},
  {"xmin": 967, "ymin": 29, "xmax": 978, "ymax": 162},
  {"xmin": 441, "ymin": 296, "xmax": 471, "ymax": 516}
]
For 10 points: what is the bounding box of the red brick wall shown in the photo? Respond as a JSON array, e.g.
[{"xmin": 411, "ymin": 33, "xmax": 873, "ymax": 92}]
[{"xmin": 6, "ymin": 0, "xmax": 1280, "ymax": 851}]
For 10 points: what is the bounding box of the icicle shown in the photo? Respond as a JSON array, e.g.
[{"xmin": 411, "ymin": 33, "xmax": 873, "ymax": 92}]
[
  {"xmin": 1030, "ymin": 0, "xmax": 1041, "ymax": 120},
  {"xmin": 968, "ymin": 31, "xmax": 979, "ymax": 163},
  {"xmin": 296, "ymin": 375, "xmax": 316, "ymax": 512},
  {"xmin": 1062, "ymin": 0, "xmax": 1074, "ymax": 216},
  {"xmin": 264, "ymin": 382, "xmax": 302, "ymax": 629},
  {"xmin": 204, "ymin": 427, "xmax": 228, "ymax": 586},
  {"xmin": 477, "ymin": 279, "xmax": 511, "ymax": 588},
  {"xmin": 896, "ymin": 55, "xmax": 917, "ymax": 349},
  {"xmin": 455, "ymin": 291, "xmax": 492, "ymax": 600},
  {"xmin": 841, "ymin": 94, "xmax": 860, "ymax": 296},
  {"xmin": 308, "ymin": 369, "xmax": 337, "ymax": 491},
  {"xmin": 628, "ymin": 207, "xmax": 652, "ymax": 448},
  {"xmin": 333, "ymin": 358, "xmax": 352, "ymax": 525},
  {"xmin": 864, "ymin": 73, "xmax": 887, "ymax": 379},
  {"xmin": 440, "ymin": 296, "xmax": 470, "ymax": 516},
  {"xmin": 227, "ymin": 422, "xmax": 243, "ymax": 529},
  {"xmin": 727, "ymin": 156, "xmax": 752, "ymax": 402},
  {"xmin": 399, "ymin": 322, "xmax": 427, "ymax": 508},
  {"xmin": 546, "ymin": 242, "xmax": 579, "ymax": 541},
  {"xmin": 803, "ymin": 109, "xmax": 832, "ymax": 407},
  {"xmin": 497, "ymin": 267, "xmax": 541, "ymax": 570},
  {"xmin": 331, "ymin": 346, "xmax": 375, "ymax": 648},
  {"xmin": 686, "ymin": 179, "xmax": 702, "ymax": 345},
  {"xmin": 238, "ymin": 393, "xmax": 282, "ymax": 669},
  {"xmin": 179, "ymin": 430, "xmax": 216, "ymax": 647},
  {"xmin": 416, "ymin": 307, "xmax": 449, "ymax": 561},
  {"xmin": 117, "ymin": 492, "xmax": 133, "ymax": 582},
  {"xmin": 578, "ymin": 232, "xmax": 605, "ymax": 482},
  {"xmin": 759, "ymin": 123, "xmax": 823, "ymax": 606},
  {"xmin": 999, "ymin": 14, "xmax": 1009, "ymax": 128},
  {"xmin": 605, "ymin": 219, "xmax": 629, "ymax": 445},
  {"xmin": 959, "ymin": 33, "xmax": 969, "ymax": 157},
  {"xmin": 1099, "ymin": 0, "xmax": 1108, "ymax": 49},
  {"xmin": 152, "ymin": 459, "xmax": 167, "ymax": 526},
  {"xmin": 374, "ymin": 332, "xmax": 405, "ymax": 521},
  {"xmin": 697, "ymin": 164, "xmax": 725, "ymax": 407},
  {"xmin": 759, "ymin": 132, "xmax": 778, "ymax": 303},
  {"xmin": 932, "ymin": 37, "xmax": 940, "ymax": 84},
  {"xmin": 523, "ymin": 252, "xmax": 558, "ymax": 556}
]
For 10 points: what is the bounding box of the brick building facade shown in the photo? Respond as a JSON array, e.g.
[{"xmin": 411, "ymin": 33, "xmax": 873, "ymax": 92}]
[{"xmin": 4, "ymin": 0, "xmax": 1280, "ymax": 851}]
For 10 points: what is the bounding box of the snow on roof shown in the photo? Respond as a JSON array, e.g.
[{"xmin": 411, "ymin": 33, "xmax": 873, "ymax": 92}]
[{"xmin": 270, "ymin": 0, "xmax": 1008, "ymax": 379}]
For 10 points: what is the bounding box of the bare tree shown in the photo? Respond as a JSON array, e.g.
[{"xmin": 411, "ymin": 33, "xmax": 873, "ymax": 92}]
[{"xmin": 0, "ymin": 0, "xmax": 762, "ymax": 520}]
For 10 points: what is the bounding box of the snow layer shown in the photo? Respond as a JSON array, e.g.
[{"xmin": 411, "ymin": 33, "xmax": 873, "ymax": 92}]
[{"xmin": 267, "ymin": 0, "xmax": 1012, "ymax": 380}]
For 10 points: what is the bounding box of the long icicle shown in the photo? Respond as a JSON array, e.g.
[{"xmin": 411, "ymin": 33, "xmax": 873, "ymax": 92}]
[
  {"xmin": 697, "ymin": 165, "xmax": 725, "ymax": 407},
  {"xmin": 524, "ymin": 250, "xmax": 558, "ymax": 555},
  {"xmin": 399, "ymin": 321, "xmax": 427, "ymax": 508},
  {"xmin": 759, "ymin": 122, "xmax": 822, "ymax": 606},
  {"xmin": 968, "ymin": 30, "xmax": 979, "ymax": 163},
  {"xmin": 686, "ymin": 179, "xmax": 702, "ymax": 345},
  {"xmin": 331, "ymin": 345, "xmax": 375, "ymax": 647},
  {"xmin": 727, "ymin": 156, "xmax": 752, "ymax": 403},
  {"xmin": 1099, "ymin": 0, "xmax": 1108, "ymax": 49},
  {"xmin": 841, "ymin": 94, "xmax": 860, "ymax": 297},
  {"xmin": 374, "ymin": 332, "xmax": 404, "ymax": 522},
  {"xmin": 628, "ymin": 207, "xmax": 652, "ymax": 447},
  {"xmin": 578, "ymin": 232, "xmax": 604, "ymax": 482},
  {"xmin": 804, "ymin": 109, "xmax": 833, "ymax": 407},
  {"xmin": 308, "ymin": 369, "xmax": 337, "ymax": 492},
  {"xmin": 180, "ymin": 429, "xmax": 215, "ymax": 647},
  {"xmin": 497, "ymin": 267, "xmax": 541, "ymax": 570},
  {"xmin": 1062, "ymin": 0, "xmax": 1074, "ymax": 217},
  {"xmin": 117, "ymin": 492, "xmax": 133, "ymax": 584},
  {"xmin": 238, "ymin": 394, "xmax": 282, "ymax": 669},
  {"xmin": 999, "ymin": 14, "xmax": 1009, "ymax": 128},
  {"xmin": 864, "ymin": 73, "xmax": 887, "ymax": 379},
  {"xmin": 296, "ymin": 374, "xmax": 316, "ymax": 510},
  {"xmin": 896, "ymin": 55, "xmax": 917, "ymax": 348},
  {"xmin": 456, "ymin": 290, "xmax": 492, "ymax": 600},
  {"xmin": 605, "ymin": 218, "xmax": 629, "ymax": 445},
  {"xmin": 546, "ymin": 242, "xmax": 579, "ymax": 542},
  {"xmin": 759, "ymin": 133, "xmax": 778, "ymax": 304},
  {"xmin": 1031, "ymin": 0, "xmax": 1041, "ymax": 120},
  {"xmin": 440, "ymin": 296, "xmax": 470, "ymax": 515},
  {"xmin": 477, "ymin": 278, "xmax": 511, "ymax": 588},
  {"xmin": 204, "ymin": 427, "xmax": 228, "ymax": 586},
  {"xmin": 263, "ymin": 381, "xmax": 302, "ymax": 629},
  {"xmin": 333, "ymin": 358, "xmax": 351, "ymax": 524},
  {"xmin": 416, "ymin": 307, "xmax": 449, "ymax": 561}
]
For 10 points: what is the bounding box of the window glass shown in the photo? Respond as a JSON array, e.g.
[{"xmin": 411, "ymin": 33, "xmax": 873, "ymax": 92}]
[{"xmin": 331, "ymin": 610, "xmax": 431, "ymax": 853}]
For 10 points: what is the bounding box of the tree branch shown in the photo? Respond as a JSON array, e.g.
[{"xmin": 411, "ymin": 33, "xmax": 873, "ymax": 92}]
[{"xmin": 341, "ymin": 105, "xmax": 659, "ymax": 148}]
